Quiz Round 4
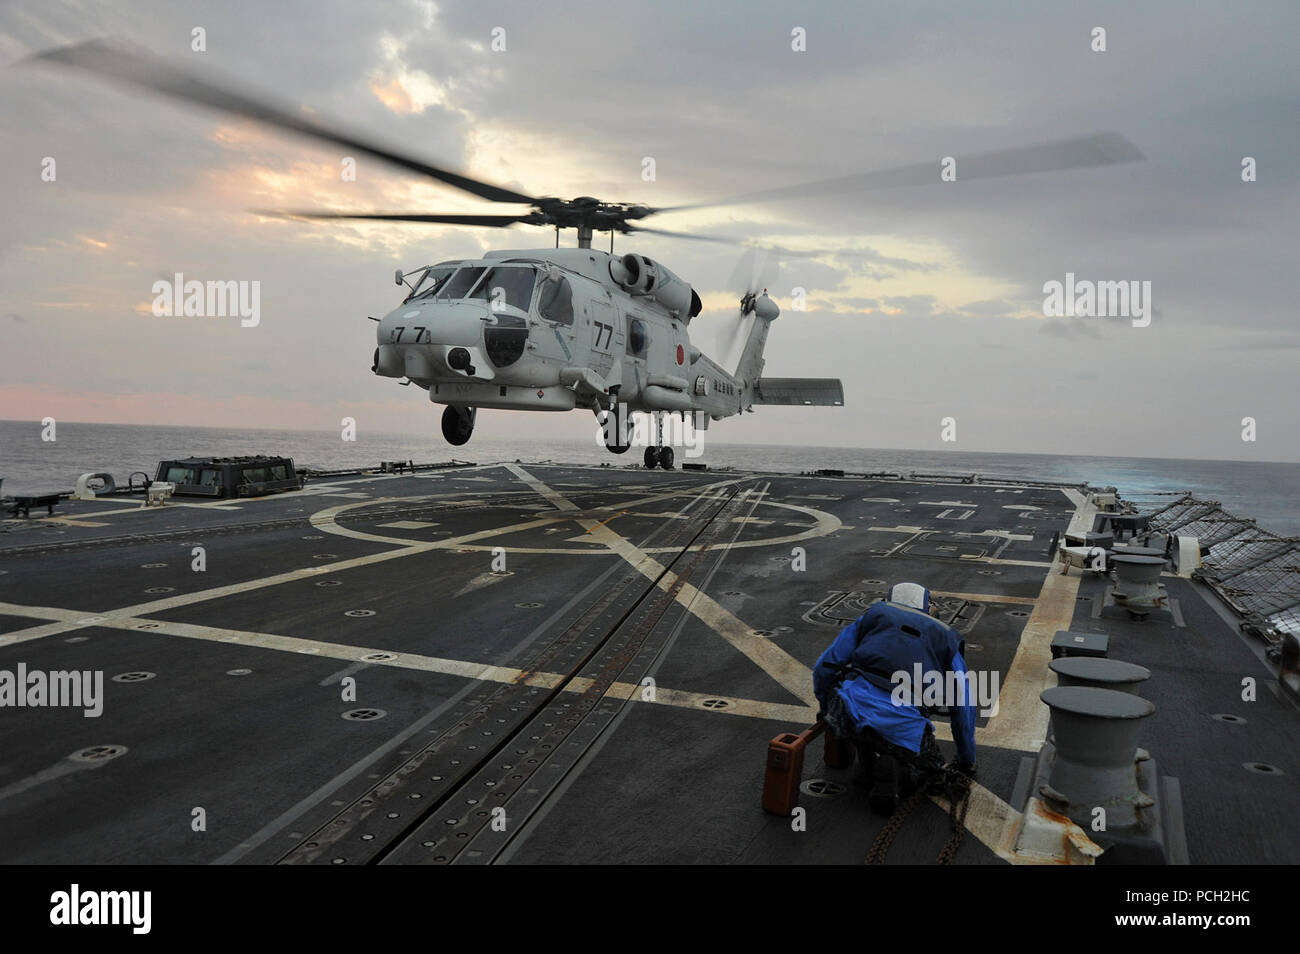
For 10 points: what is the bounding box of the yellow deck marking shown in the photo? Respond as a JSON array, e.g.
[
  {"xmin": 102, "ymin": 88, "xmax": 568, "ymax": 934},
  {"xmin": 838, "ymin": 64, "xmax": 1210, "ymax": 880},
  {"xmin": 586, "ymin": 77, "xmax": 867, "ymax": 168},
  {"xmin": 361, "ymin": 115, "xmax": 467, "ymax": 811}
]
[
  {"xmin": 0, "ymin": 600, "xmax": 801, "ymax": 723},
  {"xmin": 504, "ymin": 462, "xmax": 581, "ymax": 512},
  {"xmin": 0, "ymin": 478, "xmax": 755, "ymax": 647},
  {"xmin": 0, "ymin": 525, "xmax": 535, "ymax": 643},
  {"xmin": 583, "ymin": 510, "xmax": 626, "ymax": 534},
  {"xmin": 933, "ymin": 591, "xmax": 1039, "ymax": 606},
  {"xmin": 599, "ymin": 681, "xmax": 815, "ymax": 723},
  {"xmin": 867, "ymin": 525, "xmax": 1035, "ymax": 542},
  {"xmin": 2, "ymin": 464, "xmax": 1094, "ymax": 858},
  {"xmin": 965, "ymin": 557, "xmax": 1055, "ymax": 568},
  {"xmin": 558, "ymin": 477, "xmax": 818, "ymax": 708},
  {"xmin": 314, "ymin": 472, "xmax": 840, "ymax": 556},
  {"xmin": 318, "ymin": 466, "xmax": 820, "ymax": 707},
  {"xmin": 0, "ymin": 473, "xmax": 1070, "ymax": 748},
  {"xmin": 980, "ymin": 489, "xmax": 1097, "ymax": 751},
  {"xmin": 928, "ymin": 783, "xmax": 1026, "ymax": 864},
  {"xmin": 26, "ymin": 498, "xmax": 245, "ymax": 517}
]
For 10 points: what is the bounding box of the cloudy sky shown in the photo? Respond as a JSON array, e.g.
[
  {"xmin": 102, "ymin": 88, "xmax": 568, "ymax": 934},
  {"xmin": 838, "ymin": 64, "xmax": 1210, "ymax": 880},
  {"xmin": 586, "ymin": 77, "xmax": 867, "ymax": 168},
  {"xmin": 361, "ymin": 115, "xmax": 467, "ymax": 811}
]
[{"xmin": 1, "ymin": 0, "xmax": 1297, "ymax": 461}]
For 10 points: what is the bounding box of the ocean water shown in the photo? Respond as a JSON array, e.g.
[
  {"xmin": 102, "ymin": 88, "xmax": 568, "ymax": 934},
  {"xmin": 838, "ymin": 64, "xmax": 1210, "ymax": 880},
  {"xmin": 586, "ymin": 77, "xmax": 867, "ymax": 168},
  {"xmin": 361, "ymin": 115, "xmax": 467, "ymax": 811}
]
[{"xmin": 2, "ymin": 419, "xmax": 1297, "ymax": 536}]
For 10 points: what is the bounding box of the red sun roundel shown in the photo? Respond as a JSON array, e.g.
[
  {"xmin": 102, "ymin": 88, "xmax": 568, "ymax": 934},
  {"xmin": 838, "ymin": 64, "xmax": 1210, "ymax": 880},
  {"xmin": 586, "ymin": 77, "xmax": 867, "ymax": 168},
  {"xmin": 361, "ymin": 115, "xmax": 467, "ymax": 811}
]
[{"xmin": 676, "ymin": 345, "xmax": 684, "ymax": 365}]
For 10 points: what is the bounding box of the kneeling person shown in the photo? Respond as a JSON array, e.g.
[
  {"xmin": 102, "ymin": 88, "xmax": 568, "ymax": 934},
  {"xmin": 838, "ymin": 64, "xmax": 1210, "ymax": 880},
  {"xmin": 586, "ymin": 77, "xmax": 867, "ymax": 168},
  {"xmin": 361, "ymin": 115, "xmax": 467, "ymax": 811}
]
[{"xmin": 813, "ymin": 582, "xmax": 977, "ymax": 814}]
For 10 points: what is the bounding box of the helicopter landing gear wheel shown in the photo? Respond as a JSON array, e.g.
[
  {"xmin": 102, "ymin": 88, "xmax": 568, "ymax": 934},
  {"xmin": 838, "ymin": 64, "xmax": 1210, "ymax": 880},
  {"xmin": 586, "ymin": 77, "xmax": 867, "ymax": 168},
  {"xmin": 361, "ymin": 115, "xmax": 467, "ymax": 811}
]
[
  {"xmin": 441, "ymin": 405, "xmax": 476, "ymax": 446},
  {"xmin": 600, "ymin": 405, "xmax": 632, "ymax": 454},
  {"xmin": 658, "ymin": 446, "xmax": 675, "ymax": 470},
  {"xmin": 643, "ymin": 446, "xmax": 659, "ymax": 469}
]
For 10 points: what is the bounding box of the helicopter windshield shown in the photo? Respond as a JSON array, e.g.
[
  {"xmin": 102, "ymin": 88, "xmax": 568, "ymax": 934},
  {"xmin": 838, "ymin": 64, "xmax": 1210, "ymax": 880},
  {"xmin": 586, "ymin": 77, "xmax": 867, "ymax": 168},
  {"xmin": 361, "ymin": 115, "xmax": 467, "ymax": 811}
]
[
  {"xmin": 434, "ymin": 266, "xmax": 488, "ymax": 300},
  {"xmin": 468, "ymin": 266, "xmax": 537, "ymax": 312},
  {"xmin": 406, "ymin": 264, "xmax": 457, "ymax": 301}
]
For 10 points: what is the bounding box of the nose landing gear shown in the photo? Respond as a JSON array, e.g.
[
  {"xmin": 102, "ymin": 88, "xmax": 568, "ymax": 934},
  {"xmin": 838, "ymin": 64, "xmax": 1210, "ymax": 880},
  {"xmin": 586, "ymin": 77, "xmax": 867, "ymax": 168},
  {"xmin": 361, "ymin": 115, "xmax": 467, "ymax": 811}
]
[{"xmin": 441, "ymin": 405, "xmax": 476, "ymax": 446}]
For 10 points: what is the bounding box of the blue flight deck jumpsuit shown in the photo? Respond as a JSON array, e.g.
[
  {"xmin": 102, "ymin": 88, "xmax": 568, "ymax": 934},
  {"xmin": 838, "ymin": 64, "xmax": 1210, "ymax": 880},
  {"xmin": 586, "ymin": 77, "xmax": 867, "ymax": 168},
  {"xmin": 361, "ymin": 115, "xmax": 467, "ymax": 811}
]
[{"xmin": 812, "ymin": 597, "xmax": 978, "ymax": 772}]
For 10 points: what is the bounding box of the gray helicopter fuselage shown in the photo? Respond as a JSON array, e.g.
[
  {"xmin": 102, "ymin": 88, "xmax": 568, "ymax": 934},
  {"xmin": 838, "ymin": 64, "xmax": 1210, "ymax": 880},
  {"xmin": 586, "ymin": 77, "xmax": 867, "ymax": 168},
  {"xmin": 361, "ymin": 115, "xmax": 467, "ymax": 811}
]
[{"xmin": 373, "ymin": 247, "xmax": 753, "ymax": 422}]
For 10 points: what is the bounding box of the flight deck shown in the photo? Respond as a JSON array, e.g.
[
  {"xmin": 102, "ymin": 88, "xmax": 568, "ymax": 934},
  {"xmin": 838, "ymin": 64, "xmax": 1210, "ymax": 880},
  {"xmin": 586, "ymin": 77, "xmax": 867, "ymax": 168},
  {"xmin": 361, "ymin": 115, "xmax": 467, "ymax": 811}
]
[{"xmin": 0, "ymin": 462, "xmax": 1295, "ymax": 864}]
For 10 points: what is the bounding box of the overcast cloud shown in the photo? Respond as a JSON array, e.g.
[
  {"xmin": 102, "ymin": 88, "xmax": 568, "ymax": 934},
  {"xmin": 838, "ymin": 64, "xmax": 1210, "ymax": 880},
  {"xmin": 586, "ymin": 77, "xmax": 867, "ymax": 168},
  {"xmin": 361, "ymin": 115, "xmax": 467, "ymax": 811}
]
[{"xmin": 1, "ymin": 0, "xmax": 1296, "ymax": 461}]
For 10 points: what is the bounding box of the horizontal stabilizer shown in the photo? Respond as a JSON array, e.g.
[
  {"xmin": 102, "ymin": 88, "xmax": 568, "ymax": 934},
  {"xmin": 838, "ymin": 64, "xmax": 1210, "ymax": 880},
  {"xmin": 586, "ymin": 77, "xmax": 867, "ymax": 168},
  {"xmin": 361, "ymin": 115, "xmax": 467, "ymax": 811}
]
[{"xmin": 752, "ymin": 377, "xmax": 844, "ymax": 406}]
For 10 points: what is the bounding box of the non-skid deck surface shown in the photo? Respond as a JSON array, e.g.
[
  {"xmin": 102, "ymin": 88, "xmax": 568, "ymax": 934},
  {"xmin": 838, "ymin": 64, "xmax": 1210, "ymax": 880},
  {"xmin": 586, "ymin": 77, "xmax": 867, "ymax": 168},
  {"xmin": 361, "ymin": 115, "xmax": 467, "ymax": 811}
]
[{"xmin": 0, "ymin": 463, "xmax": 1295, "ymax": 864}]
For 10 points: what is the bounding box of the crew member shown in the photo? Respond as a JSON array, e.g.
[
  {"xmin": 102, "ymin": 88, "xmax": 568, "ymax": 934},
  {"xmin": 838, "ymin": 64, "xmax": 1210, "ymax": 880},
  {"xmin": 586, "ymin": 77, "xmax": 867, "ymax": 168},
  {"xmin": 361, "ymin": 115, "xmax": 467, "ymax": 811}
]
[{"xmin": 813, "ymin": 582, "xmax": 977, "ymax": 814}]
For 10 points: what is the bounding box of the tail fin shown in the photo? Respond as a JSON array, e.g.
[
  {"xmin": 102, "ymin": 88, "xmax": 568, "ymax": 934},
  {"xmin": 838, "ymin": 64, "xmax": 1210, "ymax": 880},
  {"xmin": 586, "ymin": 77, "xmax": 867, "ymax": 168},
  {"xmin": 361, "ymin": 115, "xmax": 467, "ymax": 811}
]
[
  {"xmin": 733, "ymin": 315, "xmax": 772, "ymax": 385},
  {"xmin": 733, "ymin": 293, "xmax": 780, "ymax": 385}
]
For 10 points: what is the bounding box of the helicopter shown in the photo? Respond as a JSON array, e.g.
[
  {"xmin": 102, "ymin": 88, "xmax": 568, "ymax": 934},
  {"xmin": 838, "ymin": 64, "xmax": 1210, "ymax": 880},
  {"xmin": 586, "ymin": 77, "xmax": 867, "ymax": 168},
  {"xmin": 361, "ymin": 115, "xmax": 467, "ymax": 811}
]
[
  {"xmin": 26, "ymin": 41, "xmax": 1144, "ymax": 469},
  {"xmin": 377, "ymin": 244, "xmax": 805, "ymax": 469}
]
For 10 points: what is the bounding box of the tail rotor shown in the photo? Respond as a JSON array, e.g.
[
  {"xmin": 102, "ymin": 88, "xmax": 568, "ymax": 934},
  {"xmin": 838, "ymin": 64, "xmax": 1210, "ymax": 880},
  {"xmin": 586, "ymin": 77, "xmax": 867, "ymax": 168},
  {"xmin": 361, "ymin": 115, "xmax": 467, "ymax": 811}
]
[{"xmin": 717, "ymin": 248, "xmax": 781, "ymax": 367}]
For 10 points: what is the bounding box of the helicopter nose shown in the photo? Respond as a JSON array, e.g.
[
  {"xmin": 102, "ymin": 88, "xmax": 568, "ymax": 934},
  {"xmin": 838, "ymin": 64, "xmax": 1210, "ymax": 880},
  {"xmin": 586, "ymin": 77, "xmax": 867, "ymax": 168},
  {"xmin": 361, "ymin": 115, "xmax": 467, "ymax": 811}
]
[
  {"xmin": 375, "ymin": 301, "xmax": 496, "ymax": 381},
  {"xmin": 377, "ymin": 301, "xmax": 486, "ymax": 348}
]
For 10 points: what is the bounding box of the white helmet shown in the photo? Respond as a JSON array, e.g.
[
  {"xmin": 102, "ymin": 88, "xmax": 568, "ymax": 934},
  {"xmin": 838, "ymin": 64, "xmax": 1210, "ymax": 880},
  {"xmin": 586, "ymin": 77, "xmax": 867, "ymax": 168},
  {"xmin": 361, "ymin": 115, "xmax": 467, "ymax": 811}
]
[{"xmin": 888, "ymin": 582, "xmax": 931, "ymax": 614}]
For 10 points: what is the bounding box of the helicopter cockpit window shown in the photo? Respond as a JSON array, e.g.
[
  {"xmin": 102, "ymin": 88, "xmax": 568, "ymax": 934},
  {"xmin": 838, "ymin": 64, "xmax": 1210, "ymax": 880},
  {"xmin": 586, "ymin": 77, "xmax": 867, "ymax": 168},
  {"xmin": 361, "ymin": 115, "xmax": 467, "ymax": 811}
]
[
  {"xmin": 628, "ymin": 318, "xmax": 648, "ymax": 358},
  {"xmin": 629, "ymin": 317, "xmax": 650, "ymax": 358},
  {"xmin": 435, "ymin": 266, "xmax": 487, "ymax": 300},
  {"xmin": 468, "ymin": 266, "xmax": 536, "ymax": 312},
  {"xmin": 537, "ymin": 275, "xmax": 573, "ymax": 325},
  {"xmin": 408, "ymin": 265, "xmax": 457, "ymax": 301}
]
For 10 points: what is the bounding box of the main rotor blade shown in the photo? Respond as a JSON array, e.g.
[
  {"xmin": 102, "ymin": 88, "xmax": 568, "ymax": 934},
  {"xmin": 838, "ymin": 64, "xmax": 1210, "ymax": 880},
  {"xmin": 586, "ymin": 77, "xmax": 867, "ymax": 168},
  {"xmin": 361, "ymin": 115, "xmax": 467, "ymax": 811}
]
[
  {"xmin": 256, "ymin": 210, "xmax": 533, "ymax": 227},
  {"xmin": 654, "ymin": 131, "xmax": 1144, "ymax": 213},
  {"xmin": 624, "ymin": 225, "xmax": 741, "ymax": 244},
  {"xmin": 25, "ymin": 40, "xmax": 538, "ymax": 205}
]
